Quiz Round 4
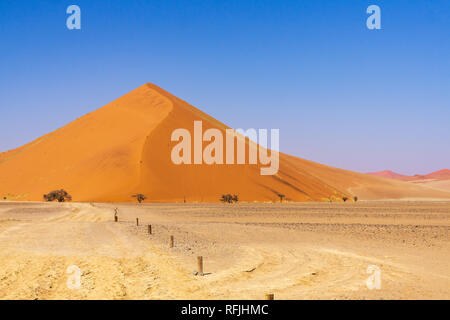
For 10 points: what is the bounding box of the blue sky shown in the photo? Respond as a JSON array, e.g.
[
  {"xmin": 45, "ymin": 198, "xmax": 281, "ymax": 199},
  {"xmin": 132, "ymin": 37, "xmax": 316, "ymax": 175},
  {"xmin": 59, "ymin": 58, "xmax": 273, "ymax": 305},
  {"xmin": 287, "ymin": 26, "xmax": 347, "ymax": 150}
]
[{"xmin": 1, "ymin": 0, "xmax": 449, "ymax": 175}]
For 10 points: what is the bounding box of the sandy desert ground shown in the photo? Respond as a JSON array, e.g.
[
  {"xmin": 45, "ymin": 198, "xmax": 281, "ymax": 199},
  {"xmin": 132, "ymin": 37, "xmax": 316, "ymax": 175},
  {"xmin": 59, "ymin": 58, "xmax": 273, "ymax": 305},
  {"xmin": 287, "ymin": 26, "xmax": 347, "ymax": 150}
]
[{"xmin": 0, "ymin": 200, "xmax": 449, "ymax": 300}]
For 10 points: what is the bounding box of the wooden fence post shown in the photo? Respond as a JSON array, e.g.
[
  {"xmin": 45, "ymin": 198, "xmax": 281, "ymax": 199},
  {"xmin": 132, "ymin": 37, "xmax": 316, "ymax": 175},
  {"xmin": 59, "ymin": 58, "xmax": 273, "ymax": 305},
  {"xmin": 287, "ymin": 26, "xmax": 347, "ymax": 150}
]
[{"xmin": 197, "ymin": 256, "xmax": 204, "ymax": 276}]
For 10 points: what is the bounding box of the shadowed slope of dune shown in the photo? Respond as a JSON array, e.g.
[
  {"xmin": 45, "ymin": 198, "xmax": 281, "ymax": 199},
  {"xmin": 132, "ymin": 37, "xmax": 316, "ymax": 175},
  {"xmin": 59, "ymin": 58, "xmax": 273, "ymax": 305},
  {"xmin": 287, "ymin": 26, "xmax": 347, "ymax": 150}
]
[{"xmin": 1, "ymin": 83, "xmax": 450, "ymax": 202}]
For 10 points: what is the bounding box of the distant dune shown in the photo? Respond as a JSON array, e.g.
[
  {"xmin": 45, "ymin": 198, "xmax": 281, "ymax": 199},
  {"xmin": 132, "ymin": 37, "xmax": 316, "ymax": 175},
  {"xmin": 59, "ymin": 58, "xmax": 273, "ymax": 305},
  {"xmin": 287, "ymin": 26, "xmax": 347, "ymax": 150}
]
[
  {"xmin": 420, "ymin": 169, "xmax": 450, "ymax": 180},
  {"xmin": 367, "ymin": 170, "xmax": 408, "ymax": 180},
  {"xmin": 398, "ymin": 169, "xmax": 450, "ymax": 182},
  {"xmin": 368, "ymin": 169, "xmax": 450, "ymax": 182},
  {"xmin": 367, "ymin": 169, "xmax": 450, "ymax": 192},
  {"xmin": 1, "ymin": 83, "xmax": 450, "ymax": 202}
]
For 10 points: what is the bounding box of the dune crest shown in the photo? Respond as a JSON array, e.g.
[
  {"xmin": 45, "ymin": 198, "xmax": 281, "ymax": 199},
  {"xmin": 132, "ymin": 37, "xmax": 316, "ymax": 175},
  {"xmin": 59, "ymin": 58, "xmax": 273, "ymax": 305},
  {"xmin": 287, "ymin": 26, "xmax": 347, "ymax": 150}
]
[{"xmin": 1, "ymin": 83, "xmax": 450, "ymax": 202}]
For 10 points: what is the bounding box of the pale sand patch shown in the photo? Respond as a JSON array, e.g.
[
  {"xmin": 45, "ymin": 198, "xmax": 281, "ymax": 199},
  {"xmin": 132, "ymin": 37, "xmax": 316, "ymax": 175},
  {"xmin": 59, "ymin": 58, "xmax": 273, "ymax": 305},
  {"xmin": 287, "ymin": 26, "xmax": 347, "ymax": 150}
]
[{"xmin": 410, "ymin": 179, "xmax": 450, "ymax": 192}]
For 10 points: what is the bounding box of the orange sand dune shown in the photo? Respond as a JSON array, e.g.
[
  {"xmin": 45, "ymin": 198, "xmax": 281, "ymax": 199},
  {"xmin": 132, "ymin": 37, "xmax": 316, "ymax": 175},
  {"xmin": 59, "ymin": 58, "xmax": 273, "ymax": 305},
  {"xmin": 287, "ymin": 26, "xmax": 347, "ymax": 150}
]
[{"xmin": 1, "ymin": 84, "xmax": 450, "ymax": 202}]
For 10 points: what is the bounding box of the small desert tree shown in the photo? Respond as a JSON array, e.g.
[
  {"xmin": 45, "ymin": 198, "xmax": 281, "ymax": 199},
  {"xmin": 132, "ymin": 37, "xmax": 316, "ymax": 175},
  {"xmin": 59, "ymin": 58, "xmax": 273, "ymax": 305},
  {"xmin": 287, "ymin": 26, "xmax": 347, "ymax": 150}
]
[
  {"xmin": 354, "ymin": 196, "xmax": 358, "ymax": 202},
  {"xmin": 278, "ymin": 194, "xmax": 285, "ymax": 203},
  {"xmin": 43, "ymin": 189, "xmax": 72, "ymax": 202},
  {"xmin": 132, "ymin": 193, "xmax": 147, "ymax": 203},
  {"xmin": 221, "ymin": 194, "xmax": 229, "ymax": 203},
  {"xmin": 220, "ymin": 194, "xmax": 235, "ymax": 203},
  {"xmin": 232, "ymin": 194, "xmax": 239, "ymax": 203},
  {"xmin": 342, "ymin": 196, "xmax": 348, "ymax": 202}
]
